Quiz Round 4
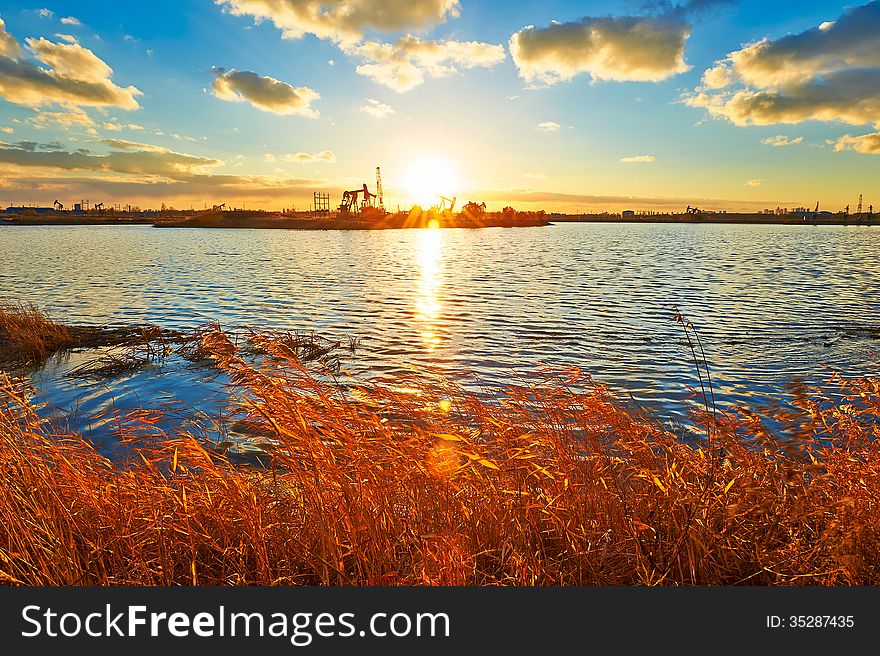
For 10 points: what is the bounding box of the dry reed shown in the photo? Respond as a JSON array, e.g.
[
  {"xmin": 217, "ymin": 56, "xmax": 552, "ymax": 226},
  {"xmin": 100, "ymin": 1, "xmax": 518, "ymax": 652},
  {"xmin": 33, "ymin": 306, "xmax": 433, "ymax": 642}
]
[{"xmin": 1, "ymin": 317, "xmax": 879, "ymax": 586}]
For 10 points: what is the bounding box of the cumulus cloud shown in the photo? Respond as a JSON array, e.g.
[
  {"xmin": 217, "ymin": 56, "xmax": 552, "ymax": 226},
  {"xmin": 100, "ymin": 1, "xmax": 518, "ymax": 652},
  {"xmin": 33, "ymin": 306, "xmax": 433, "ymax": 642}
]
[
  {"xmin": 510, "ymin": 16, "xmax": 691, "ymax": 85},
  {"xmin": 216, "ymin": 0, "xmax": 460, "ymax": 45},
  {"xmin": 832, "ymin": 132, "xmax": 880, "ymax": 154},
  {"xmin": 211, "ymin": 68, "xmax": 320, "ymax": 117},
  {"xmin": 762, "ymin": 135, "xmax": 803, "ymax": 147},
  {"xmin": 359, "ymin": 98, "xmax": 394, "ymax": 118},
  {"xmin": 686, "ymin": 1, "xmax": 880, "ymax": 148},
  {"xmin": 0, "ymin": 18, "xmax": 23, "ymax": 58},
  {"xmin": 60, "ymin": 17, "xmax": 81, "ymax": 26},
  {"xmin": 348, "ymin": 35, "xmax": 505, "ymax": 92},
  {"xmin": 38, "ymin": 9, "xmax": 54, "ymax": 19},
  {"xmin": 282, "ymin": 150, "xmax": 335, "ymax": 163},
  {"xmin": 535, "ymin": 121, "xmax": 561, "ymax": 132},
  {"xmin": 0, "ymin": 19, "xmax": 141, "ymax": 110},
  {"xmin": 621, "ymin": 155, "xmax": 655, "ymax": 162},
  {"xmin": 0, "ymin": 139, "xmax": 220, "ymax": 177}
]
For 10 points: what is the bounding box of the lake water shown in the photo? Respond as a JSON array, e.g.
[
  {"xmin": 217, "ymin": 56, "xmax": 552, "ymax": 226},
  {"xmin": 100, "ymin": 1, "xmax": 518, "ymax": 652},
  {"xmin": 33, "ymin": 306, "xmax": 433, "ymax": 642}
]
[{"xmin": 2, "ymin": 222, "xmax": 878, "ymax": 446}]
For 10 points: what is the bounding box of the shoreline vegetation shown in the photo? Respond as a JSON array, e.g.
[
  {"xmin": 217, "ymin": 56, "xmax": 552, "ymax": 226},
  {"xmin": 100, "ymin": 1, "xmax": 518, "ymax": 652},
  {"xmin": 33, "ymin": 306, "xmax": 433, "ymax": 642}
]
[
  {"xmin": 1, "ymin": 304, "xmax": 879, "ymax": 585},
  {"xmin": 1, "ymin": 207, "xmax": 875, "ymax": 229}
]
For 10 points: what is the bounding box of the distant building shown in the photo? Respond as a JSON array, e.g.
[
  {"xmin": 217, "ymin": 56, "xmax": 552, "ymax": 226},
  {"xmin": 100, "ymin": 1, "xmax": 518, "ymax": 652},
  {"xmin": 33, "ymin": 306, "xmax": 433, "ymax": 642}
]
[
  {"xmin": 6, "ymin": 206, "xmax": 55, "ymax": 214},
  {"xmin": 622, "ymin": 209, "xmax": 635, "ymax": 218}
]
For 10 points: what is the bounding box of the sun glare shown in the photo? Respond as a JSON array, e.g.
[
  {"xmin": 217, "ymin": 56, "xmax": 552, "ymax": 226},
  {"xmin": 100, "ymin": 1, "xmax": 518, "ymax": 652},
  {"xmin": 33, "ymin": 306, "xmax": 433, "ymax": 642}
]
[{"xmin": 404, "ymin": 158, "xmax": 458, "ymax": 208}]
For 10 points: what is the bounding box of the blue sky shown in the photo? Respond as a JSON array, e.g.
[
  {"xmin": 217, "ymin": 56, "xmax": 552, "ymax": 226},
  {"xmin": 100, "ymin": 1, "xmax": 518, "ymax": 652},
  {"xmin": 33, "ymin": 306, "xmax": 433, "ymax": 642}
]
[{"xmin": 0, "ymin": 1, "xmax": 877, "ymax": 212}]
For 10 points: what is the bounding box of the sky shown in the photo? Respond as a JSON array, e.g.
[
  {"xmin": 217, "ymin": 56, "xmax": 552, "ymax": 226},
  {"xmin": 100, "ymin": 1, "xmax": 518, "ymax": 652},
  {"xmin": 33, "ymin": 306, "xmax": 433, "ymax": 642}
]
[{"xmin": 0, "ymin": 0, "xmax": 877, "ymax": 213}]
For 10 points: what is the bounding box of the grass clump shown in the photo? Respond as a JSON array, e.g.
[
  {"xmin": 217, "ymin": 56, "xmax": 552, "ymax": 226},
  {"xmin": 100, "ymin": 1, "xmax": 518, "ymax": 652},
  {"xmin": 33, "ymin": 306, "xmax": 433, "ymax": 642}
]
[
  {"xmin": 0, "ymin": 303, "xmax": 76, "ymax": 367},
  {"xmin": 0, "ymin": 303, "xmax": 189, "ymax": 372}
]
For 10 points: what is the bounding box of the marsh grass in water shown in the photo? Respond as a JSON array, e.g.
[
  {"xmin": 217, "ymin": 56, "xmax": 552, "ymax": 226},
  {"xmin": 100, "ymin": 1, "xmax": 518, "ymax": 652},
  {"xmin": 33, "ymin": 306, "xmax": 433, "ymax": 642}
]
[{"xmin": 0, "ymin": 304, "xmax": 357, "ymax": 381}]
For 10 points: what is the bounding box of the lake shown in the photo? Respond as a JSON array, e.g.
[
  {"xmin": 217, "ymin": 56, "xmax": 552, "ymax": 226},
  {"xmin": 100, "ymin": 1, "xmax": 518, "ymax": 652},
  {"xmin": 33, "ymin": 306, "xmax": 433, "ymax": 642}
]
[{"xmin": 2, "ymin": 222, "xmax": 878, "ymax": 447}]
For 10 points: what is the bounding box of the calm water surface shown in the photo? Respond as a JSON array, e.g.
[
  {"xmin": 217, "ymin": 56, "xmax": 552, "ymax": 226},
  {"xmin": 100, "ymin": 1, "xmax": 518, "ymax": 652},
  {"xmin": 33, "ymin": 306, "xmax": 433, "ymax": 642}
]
[{"xmin": 2, "ymin": 222, "xmax": 878, "ymax": 444}]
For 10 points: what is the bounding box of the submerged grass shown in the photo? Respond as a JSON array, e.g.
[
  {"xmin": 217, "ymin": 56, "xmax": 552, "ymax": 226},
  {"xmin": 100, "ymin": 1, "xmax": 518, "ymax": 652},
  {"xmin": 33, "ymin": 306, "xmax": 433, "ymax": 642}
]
[
  {"xmin": 0, "ymin": 304, "xmax": 356, "ymax": 379},
  {"xmin": 1, "ymin": 309, "xmax": 880, "ymax": 585}
]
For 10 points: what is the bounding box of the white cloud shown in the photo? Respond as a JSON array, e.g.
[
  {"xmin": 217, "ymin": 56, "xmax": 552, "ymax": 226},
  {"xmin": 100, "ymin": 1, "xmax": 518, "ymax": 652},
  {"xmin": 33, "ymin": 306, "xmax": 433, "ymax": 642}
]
[
  {"xmin": 1, "ymin": 126, "xmax": 13, "ymax": 133},
  {"xmin": 832, "ymin": 132, "xmax": 880, "ymax": 154},
  {"xmin": 263, "ymin": 153, "xmax": 276, "ymax": 162},
  {"xmin": 686, "ymin": 2, "xmax": 880, "ymax": 136},
  {"xmin": 38, "ymin": 9, "xmax": 54, "ymax": 18},
  {"xmin": 27, "ymin": 107, "xmax": 95, "ymax": 128},
  {"xmin": 0, "ymin": 21, "xmax": 141, "ymax": 110},
  {"xmin": 761, "ymin": 135, "xmax": 803, "ymax": 147},
  {"xmin": 535, "ymin": 121, "xmax": 561, "ymax": 132},
  {"xmin": 620, "ymin": 155, "xmax": 655, "ymax": 162},
  {"xmin": 359, "ymin": 98, "xmax": 394, "ymax": 118},
  {"xmin": 54, "ymin": 33, "xmax": 77, "ymax": 44},
  {"xmin": 510, "ymin": 15, "xmax": 691, "ymax": 85},
  {"xmin": 211, "ymin": 68, "xmax": 320, "ymax": 117},
  {"xmin": 216, "ymin": 0, "xmax": 461, "ymax": 45},
  {"xmin": 282, "ymin": 150, "xmax": 335, "ymax": 163},
  {"xmin": 745, "ymin": 178, "xmax": 762, "ymax": 186},
  {"xmin": 60, "ymin": 16, "xmax": 82, "ymax": 26},
  {"xmin": 348, "ymin": 35, "xmax": 505, "ymax": 92}
]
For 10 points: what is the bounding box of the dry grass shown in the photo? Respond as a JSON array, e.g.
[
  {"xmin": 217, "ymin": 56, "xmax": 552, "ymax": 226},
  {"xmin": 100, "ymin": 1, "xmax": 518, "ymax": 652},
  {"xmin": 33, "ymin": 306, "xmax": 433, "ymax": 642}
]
[
  {"xmin": 0, "ymin": 303, "xmax": 76, "ymax": 367},
  {"xmin": 0, "ymin": 303, "xmax": 358, "ymax": 379},
  {"xmin": 1, "ymin": 322, "xmax": 879, "ymax": 586},
  {"xmin": 0, "ymin": 303, "xmax": 188, "ymax": 372}
]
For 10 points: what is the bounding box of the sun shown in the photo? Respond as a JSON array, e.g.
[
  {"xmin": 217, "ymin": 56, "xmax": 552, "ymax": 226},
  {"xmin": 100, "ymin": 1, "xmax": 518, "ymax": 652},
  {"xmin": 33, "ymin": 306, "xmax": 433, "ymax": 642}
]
[{"xmin": 403, "ymin": 158, "xmax": 459, "ymax": 208}]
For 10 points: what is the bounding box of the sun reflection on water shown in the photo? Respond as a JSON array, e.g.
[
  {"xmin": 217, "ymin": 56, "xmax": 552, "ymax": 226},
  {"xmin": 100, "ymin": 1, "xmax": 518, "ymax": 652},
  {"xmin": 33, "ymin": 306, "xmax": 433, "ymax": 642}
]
[{"xmin": 414, "ymin": 227, "xmax": 443, "ymax": 351}]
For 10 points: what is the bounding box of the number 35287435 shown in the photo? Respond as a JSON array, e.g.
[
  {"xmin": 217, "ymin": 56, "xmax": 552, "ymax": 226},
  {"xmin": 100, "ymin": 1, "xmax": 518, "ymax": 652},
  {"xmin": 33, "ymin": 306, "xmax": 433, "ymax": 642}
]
[{"xmin": 767, "ymin": 616, "xmax": 854, "ymax": 628}]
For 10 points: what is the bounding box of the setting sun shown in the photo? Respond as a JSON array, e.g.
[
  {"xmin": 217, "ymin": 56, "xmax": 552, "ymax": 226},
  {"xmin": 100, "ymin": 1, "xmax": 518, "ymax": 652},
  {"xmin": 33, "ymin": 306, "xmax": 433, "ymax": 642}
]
[{"xmin": 403, "ymin": 158, "xmax": 459, "ymax": 208}]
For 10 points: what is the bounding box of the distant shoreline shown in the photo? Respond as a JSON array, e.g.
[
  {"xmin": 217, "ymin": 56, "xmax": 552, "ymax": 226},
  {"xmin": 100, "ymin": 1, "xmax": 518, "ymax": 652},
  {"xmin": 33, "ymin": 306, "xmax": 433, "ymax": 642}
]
[
  {"xmin": 551, "ymin": 213, "xmax": 876, "ymax": 226},
  {"xmin": 0, "ymin": 211, "xmax": 874, "ymax": 229}
]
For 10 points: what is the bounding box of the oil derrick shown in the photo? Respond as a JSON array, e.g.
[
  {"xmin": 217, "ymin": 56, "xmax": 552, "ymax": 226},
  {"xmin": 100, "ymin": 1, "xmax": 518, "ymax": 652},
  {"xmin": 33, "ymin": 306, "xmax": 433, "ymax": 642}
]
[
  {"xmin": 857, "ymin": 194, "xmax": 863, "ymax": 218},
  {"xmin": 338, "ymin": 188, "xmax": 361, "ymax": 214},
  {"xmin": 376, "ymin": 166, "xmax": 384, "ymax": 211},
  {"xmin": 438, "ymin": 195, "xmax": 456, "ymax": 215}
]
